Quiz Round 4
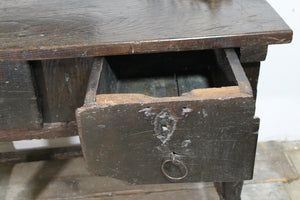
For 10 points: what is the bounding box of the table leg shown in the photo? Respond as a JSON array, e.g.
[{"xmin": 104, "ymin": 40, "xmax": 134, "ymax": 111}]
[{"xmin": 214, "ymin": 181, "xmax": 243, "ymax": 200}]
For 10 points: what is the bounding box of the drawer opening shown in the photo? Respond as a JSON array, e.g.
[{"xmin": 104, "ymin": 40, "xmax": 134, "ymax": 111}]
[
  {"xmin": 97, "ymin": 50, "xmax": 238, "ymax": 98},
  {"xmin": 78, "ymin": 49, "xmax": 256, "ymax": 184}
]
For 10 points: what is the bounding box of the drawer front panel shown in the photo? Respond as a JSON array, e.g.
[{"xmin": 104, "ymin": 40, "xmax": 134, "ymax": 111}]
[{"xmin": 78, "ymin": 96, "xmax": 257, "ymax": 184}]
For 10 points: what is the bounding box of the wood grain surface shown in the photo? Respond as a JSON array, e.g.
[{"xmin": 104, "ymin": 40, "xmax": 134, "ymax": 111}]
[
  {"xmin": 0, "ymin": 61, "xmax": 42, "ymax": 130},
  {"xmin": 242, "ymin": 62, "xmax": 261, "ymax": 100},
  {"xmin": 76, "ymin": 49, "xmax": 257, "ymax": 184},
  {"xmin": 78, "ymin": 97, "xmax": 257, "ymax": 184},
  {"xmin": 31, "ymin": 57, "xmax": 94, "ymax": 122},
  {"xmin": 0, "ymin": 122, "xmax": 78, "ymax": 142},
  {"xmin": 0, "ymin": 0, "xmax": 292, "ymax": 61}
]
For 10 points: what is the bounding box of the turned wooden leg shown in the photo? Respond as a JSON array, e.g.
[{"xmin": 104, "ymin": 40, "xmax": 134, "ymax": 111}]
[{"xmin": 214, "ymin": 181, "xmax": 243, "ymax": 200}]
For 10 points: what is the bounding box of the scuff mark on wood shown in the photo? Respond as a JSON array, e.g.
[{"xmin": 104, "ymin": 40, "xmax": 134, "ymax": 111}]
[
  {"xmin": 154, "ymin": 108, "xmax": 177, "ymax": 145},
  {"xmin": 181, "ymin": 139, "xmax": 192, "ymax": 148},
  {"xmin": 181, "ymin": 107, "xmax": 193, "ymax": 116},
  {"xmin": 138, "ymin": 107, "xmax": 156, "ymax": 117}
]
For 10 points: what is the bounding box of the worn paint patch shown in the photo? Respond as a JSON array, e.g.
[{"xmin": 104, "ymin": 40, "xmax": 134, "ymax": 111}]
[
  {"xmin": 198, "ymin": 108, "xmax": 208, "ymax": 118},
  {"xmin": 138, "ymin": 107, "xmax": 156, "ymax": 117},
  {"xmin": 97, "ymin": 124, "xmax": 106, "ymax": 128},
  {"xmin": 202, "ymin": 108, "xmax": 208, "ymax": 118},
  {"xmin": 154, "ymin": 108, "xmax": 177, "ymax": 145},
  {"xmin": 181, "ymin": 139, "xmax": 191, "ymax": 148},
  {"xmin": 86, "ymin": 115, "xmax": 96, "ymax": 120},
  {"xmin": 181, "ymin": 107, "xmax": 193, "ymax": 116}
]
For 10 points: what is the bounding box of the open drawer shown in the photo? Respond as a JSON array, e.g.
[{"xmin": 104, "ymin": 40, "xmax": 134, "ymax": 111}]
[{"xmin": 76, "ymin": 49, "xmax": 258, "ymax": 184}]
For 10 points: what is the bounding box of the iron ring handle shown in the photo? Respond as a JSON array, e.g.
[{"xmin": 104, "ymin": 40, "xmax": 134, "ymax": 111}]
[{"xmin": 161, "ymin": 159, "xmax": 188, "ymax": 181}]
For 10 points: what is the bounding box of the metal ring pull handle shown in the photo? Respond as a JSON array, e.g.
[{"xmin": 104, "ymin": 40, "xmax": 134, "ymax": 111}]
[{"xmin": 161, "ymin": 154, "xmax": 188, "ymax": 181}]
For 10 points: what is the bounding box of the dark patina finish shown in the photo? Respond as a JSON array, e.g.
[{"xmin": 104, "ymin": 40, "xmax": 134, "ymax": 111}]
[
  {"xmin": 76, "ymin": 49, "xmax": 258, "ymax": 185},
  {"xmin": 0, "ymin": 0, "xmax": 293, "ymax": 199},
  {"xmin": 0, "ymin": 0, "xmax": 292, "ymax": 61}
]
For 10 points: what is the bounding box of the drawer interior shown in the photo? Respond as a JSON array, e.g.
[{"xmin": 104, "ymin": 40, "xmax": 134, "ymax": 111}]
[{"xmin": 97, "ymin": 50, "xmax": 238, "ymax": 97}]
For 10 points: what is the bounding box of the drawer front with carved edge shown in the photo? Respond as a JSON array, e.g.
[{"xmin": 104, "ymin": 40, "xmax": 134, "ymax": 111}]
[{"xmin": 76, "ymin": 49, "xmax": 258, "ymax": 184}]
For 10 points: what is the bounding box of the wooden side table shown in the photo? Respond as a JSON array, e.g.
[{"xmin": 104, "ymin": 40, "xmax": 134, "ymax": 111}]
[{"xmin": 0, "ymin": 0, "xmax": 292, "ymax": 199}]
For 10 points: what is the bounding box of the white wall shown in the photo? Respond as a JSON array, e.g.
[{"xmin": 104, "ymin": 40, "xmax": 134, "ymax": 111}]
[{"xmin": 256, "ymin": 0, "xmax": 300, "ymax": 141}]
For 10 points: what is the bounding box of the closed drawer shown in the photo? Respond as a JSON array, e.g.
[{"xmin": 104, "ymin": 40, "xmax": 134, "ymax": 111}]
[{"xmin": 76, "ymin": 49, "xmax": 258, "ymax": 184}]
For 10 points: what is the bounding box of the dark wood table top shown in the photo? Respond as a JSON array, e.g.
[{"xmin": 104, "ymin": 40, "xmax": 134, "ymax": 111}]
[{"xmin": 0, "ymin": 0, "xmax": 292, "ymax": 61}]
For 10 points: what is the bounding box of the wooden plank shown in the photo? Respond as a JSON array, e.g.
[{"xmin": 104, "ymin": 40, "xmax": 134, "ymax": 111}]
[
  {"xmin": 31, "ymin": 57, "xmax": 93, "ymax": 122},
  {"xmin": 84, "ymin": 57, "xmax": 104, "ymax": 105},
  {"xmin": 97, "ymin": 58, "xmax": 118, "ymax": 95},
  {"xmin": 0, "ymin": 0, "xmax": 292, "ymax": 61},
  {"xmin": 225, "ymin": 49, "xmax": 253, "ymax": 95},
  {"xmin": 77, "ymin": 96, "xmax": 257, "ymax": 184},
  {"xmin": 242, "ymin": 62, "xmax": 261, "ymax": 100},
  {"xmin": 0, "ymin": 122, "xmax": 78, "ymax": 142},
  {"xmin": 93, "ymin": 87, "xmax": 250, "ymax": 106},
  {"xmin": 240, "ymin": 45, "xmax": 268, "ymax": 63},
  {"xmin": 177, "ymin": 75, "xmax": 210, "ymax": 95},
  {"xmin": 0, "ymin": 61, "xmax": 42, "ymax": 130},
  {"xmin": 117, "ymin": 76, "xmax": 179, "ymax": 98},
  {"xmin": 0, "ymin": 146, "xmax": 82, "ymax": 164}
]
